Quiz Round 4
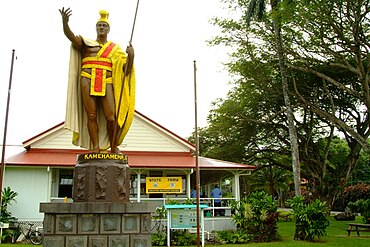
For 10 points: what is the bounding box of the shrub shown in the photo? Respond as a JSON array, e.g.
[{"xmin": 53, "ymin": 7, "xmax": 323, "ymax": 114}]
[
  {"xmin": 287, "ymin": 196, "xmax": 330, "ymax": 241},
  {"xmin": 0, "ymin": 187, "xmax": 18, "ymax": 223},
  {"xmin": 151, "ymin": 232, "xmax": 166, "ymax": 246},
  {"xmin": 0, "ymin": 187, "xmax": 18, "ymax": 243},
  {"xmin": 230, "ymin": 191, "xmax": 279, "ymax": 242},
  {"xmin": 215, "ymin": 230, "xmax": 250, "ymax": 244},
  {"xmin": 170, "ymin": 230, "xmax": 197, "ymax": 246},
  {"xmin": 333, "ymin": 183, "xmax": 370, "ymax": 211},
  {"xmin": 152, "ymin": 229, "xmax": 198, "ymax": 246},
  {"xmin": 348, "ymin": 199, "xmax": 370, "ymax": 223}
]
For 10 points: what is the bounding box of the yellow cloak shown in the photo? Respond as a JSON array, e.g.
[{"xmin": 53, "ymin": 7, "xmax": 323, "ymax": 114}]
[{"xmin": 64, "ymin": 37, "xmax": 136, "ymax": 151}]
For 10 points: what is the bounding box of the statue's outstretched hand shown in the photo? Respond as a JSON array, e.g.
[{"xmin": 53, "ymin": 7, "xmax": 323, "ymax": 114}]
[{"xmin": 59, "ymin": 7, "xmax": 72, "ymax": 23}]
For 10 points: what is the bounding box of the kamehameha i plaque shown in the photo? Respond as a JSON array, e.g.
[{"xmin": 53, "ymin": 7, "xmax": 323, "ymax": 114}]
[{"xmin": 73, "ymin": 153, "xmax": 130, "ymax": 202}]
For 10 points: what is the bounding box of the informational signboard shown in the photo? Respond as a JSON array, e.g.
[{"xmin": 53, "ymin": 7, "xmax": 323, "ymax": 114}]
[
  {"xmin": 170, "ymin": 208, "xmax": 197, "ymax": 228},
  {"xmin": 146, "ymin": 177, "xmax": 182, "ymax": 193},
  {"xmin": 165, "ymin": 204, "xmax": 208, "ymax": 247}
]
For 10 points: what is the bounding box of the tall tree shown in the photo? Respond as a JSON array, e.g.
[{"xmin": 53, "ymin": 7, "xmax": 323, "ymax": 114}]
[
  {"xmin": 204, "ymin": 0, "xmax": 370, "ymax": 206},
  {"xmin": 243, "ymin": 0, "xmax": 301, "ymax": 195},
  {"xmin": 284, "ymin": 0, "xmax": 370, "ymax": 179}
]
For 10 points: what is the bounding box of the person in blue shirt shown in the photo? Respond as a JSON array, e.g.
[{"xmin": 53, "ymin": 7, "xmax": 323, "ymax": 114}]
[
  {"xmin": 191, "ymin": 187, "xmax": 203, "ymax": 198},
  {"xmin": 211, "ymin": 185, "xmax": 222, "ymax": 216}
]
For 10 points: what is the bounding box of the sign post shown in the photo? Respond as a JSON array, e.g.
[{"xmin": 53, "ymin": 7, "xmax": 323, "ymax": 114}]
[{"xmin": 164, "ymin": 204, "xmax": 208, "ymax": 247}]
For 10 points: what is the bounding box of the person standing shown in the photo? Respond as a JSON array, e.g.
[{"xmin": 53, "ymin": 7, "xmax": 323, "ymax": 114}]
[
  {"xmin": 211, "ymin": 184, "xmax": 222, "ymax": 216},
  {"xmin": 191, "ymin": 187, "xmax": 203, "ymax": 198},
  {"xmin": 60, "ymin": 7, "xmax": 136, "ymax": 153}
]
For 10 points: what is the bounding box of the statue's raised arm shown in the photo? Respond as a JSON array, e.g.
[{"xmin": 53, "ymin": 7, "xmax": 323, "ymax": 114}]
[{"xmin": 59, "ymin": 7, "xmax": 83, "ymax": 49}]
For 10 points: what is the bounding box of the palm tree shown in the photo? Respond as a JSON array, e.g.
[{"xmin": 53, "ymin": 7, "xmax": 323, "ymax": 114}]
[
  {"xmin": 245, "ymin": 0, "xmax": 301, "ymax": 196},
  {"xmin": 250, "ymin": 165, "xmax": 292, "ymax": 206}
]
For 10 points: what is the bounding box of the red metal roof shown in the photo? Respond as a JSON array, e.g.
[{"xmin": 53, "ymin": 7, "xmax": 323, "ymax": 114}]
[{"xmin": 5, "ymin": 149, "xmax": 255, "ymax": 170}]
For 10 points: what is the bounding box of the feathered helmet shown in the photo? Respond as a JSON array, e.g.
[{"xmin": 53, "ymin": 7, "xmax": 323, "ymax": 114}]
[{"xmin": 97, "ymin": 10, "xmax": 109, "ymax": 26}]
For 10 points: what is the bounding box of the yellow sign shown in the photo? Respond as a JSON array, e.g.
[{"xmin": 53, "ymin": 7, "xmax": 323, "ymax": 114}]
[{"xmin": 146, "ymin": 177, "xmax": 182, "ymax": 194}]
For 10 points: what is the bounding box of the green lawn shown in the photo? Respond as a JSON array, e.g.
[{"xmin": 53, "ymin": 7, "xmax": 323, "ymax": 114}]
[
  {"xmin": 1, "ymin": 216, "xmax": 369, "ymax": 246},
  {"xmin": 211, "ymin": 216, "xmax": 370, "ymax": 247}
]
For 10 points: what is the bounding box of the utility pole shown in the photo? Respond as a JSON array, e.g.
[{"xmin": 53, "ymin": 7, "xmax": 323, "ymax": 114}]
[{"xmin": 0, "ymin": 49, "xmax": 16, "ymax": 203}]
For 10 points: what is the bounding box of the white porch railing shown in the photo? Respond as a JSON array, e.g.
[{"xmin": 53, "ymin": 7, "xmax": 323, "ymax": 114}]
[{"xmin": 129, "ymin": 197, "xmax": 235, "ymax": 217}]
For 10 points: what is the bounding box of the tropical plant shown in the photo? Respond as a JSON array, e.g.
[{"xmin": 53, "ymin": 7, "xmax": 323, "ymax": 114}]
[
  {"xmin": 0, "ymin": 187, "xmax": 18, "ymax": 223},
  {"xmin": 184, "ymin": 198, "xmax": 195, "ymax": 204},
  {"xmin": 215, "ymin": 229, "xmax": 250, "ymax": 244},
  {"xmin": 151, "ymin": 231, "xmax": 166, "ymax": 246},
  {"xmin": 170, "ymin": 230, "xmax": 197, "ymax": 246},
  {"xmin": 287, "ymin": 196, "xmax": 330, "ymax": 241},
  {"xmin": 250, "ymin": 165, "xmax": 292, "ymax": 206},
  {"xmin": 230, "ymin": 191, "xmax": 279, "ymax": 242}
]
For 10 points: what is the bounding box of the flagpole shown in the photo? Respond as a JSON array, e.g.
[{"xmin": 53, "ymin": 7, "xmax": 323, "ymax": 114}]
[
  {"xmin": 0, "ymin": 49, "xmax": 16, "ymax": 203},
  {"xmin": 193, "ymin": 60, "xmax": 201, "ymax": 247}
]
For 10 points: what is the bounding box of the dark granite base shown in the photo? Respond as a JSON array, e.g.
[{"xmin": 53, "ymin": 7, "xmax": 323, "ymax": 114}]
[
  {"xmin": 40, "ymin": 202, "xmax": 155, "ymax": 247},
  {"xmin": 73, "ymin": 154, "xmax": 130, "ymax": 202}
]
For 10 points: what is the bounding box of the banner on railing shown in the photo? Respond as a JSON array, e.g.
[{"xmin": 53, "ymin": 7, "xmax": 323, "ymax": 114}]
[{"xmin": 146, "ymin": 177, "xmax": 182, "ymax": 193}]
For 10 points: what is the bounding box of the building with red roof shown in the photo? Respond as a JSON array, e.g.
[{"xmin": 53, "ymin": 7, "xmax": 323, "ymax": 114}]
[{"xmin": 5, "ymin": 111, "xmax": 255, "ymax": 221}]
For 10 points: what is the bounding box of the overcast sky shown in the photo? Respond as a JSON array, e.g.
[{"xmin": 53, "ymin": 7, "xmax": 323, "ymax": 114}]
[{"xmin": 0, "ymin": 0, "xmax": 232, "ymax": 155}]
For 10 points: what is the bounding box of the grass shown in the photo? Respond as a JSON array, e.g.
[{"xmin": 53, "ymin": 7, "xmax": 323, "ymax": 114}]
[
  {"xmin": 0, "ymin": 216, "xmax": 369, "ymax": 246},
  {"xmin": 197, "ymin": 216, "xmax": 370, "ymax": 247}
]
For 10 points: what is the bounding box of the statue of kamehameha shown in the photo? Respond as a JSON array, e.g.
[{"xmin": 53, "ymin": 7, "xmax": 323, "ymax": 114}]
[{"xmin": 59, "ymin": 7, "xmax": 136, "ymax": 153}]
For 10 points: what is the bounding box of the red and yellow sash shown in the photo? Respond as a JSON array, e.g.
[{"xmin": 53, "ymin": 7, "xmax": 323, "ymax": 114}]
[{"xmin": 81, "ymin": 41, "xmax": 117, "ymax": 96}]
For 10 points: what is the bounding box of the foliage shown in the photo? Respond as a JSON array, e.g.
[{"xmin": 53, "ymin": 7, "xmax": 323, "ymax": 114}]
[
  {"xmin": 215, "ymin": 230, "xmax": 250, "ymax": 244},
  {"xmin": 152, "ymin": 206, "xmax": 167, "ymax": 233},
  {"xmin": 196, "ymin": 0, "xmax": 370, "ymax": 208},
  {"xmin": 348, "ymin": 199, "xmax": 370, "ymax": 224},
  {"xmin": 165, "ymin": 198, "xmax": 179, "ymax": 205},
  {"xmin": 230, "ymin": 191, "xmax": 279, "ymax": 242},
  {"xmin": 287, "ymin": 196, "xmax": 330, "ymax": 241},
  {"xmin": 151, "ymin": 232, "xmax": 166, "ymax": 246},
  {"xmin": 350, "ymin": 151, "xmax": 370, "ymax": 184},
  {"xmin": 0, "ymin": 187, "xmax": 18, "ymax": 243},
  {"xmin": 184, "ymin": 198, "xmax": 195, "ymax": 204},
  {"xmin": 333, "ymin": 183, "xmax": 370, "ymax": 211},
  {"xmin": 250, "ymin": 166, "xmax": 292, "ymax": 207},
  {"xmin": 170, "ymin": 230, "xmax": 197, "ymax": 246},
  {"xmin": 152, "ymin": 230, "xmax": 197, "ymax": 246},
  {"xmin": 0, "ymin": 187, "xmax": 18, "ymax": 223}
]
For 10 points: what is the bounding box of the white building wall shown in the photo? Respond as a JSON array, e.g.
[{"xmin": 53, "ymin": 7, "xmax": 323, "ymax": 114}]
[{"xmin": 3, "ymin": 166, "xmax": 49, "ymax": 221}]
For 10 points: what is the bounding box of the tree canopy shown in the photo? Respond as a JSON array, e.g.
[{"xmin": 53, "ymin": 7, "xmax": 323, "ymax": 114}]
[{"xmin": 195, "ymin": 0, "xmax": 370, "ymax": 206}]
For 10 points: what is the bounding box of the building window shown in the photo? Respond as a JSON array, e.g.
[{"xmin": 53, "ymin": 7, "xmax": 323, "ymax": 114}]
[{"xmin": 58, "ymin": 169, "xmax": 73, "ymax": 198}]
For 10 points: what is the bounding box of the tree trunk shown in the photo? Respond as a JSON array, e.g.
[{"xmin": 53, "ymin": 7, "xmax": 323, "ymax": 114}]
[{"xmin": 272, "ymin": 20, "xmax": 301, "ymax": 196}]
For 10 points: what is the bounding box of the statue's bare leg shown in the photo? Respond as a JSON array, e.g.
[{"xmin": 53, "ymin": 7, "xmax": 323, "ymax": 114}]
[
  {"xmin": 102, "ymin": 84, "xmax": 119, "ymax": 153},
  {"xmin": 81, "ymin": 78, "xmax": 100, "ymax": 152}
]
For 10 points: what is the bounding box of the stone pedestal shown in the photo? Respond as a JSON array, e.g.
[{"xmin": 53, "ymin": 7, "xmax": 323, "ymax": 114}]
[
  {"xmin": 40, "ymin": 153, "xmax": 155, "ymax": 247},
  {"xmin": 40, "ymin": 202, "xmax": 155, "ymax": 247}
]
